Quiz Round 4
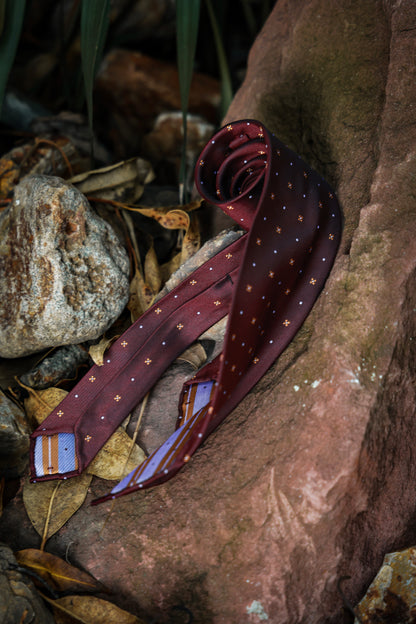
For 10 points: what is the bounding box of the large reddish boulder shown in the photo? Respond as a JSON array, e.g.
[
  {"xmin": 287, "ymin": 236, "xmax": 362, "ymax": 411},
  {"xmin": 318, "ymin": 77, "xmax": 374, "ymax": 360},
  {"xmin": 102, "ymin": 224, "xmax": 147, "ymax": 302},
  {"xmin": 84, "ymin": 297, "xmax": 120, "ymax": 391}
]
[{"xmin": 1, "ymin": 1, "xmax": 415, "ymax": 623}]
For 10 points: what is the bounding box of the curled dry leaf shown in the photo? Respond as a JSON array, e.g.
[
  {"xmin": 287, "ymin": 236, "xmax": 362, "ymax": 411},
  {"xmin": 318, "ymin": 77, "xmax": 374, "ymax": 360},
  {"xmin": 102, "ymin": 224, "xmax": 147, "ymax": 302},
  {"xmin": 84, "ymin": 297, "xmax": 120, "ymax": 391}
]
[
  {"xmin": 0, "ymin": 158, "xmax": 19, "ymax": 200},
  {"xmin": 70, "ymin": 158, "xmax": 155, "ymax": 203},
  {"xmin": 89, "ymin": 336, "xmax": 116, "ymax": 367},
  {"xmin": 121, "ymin": 197, "xmax": 202, "ymax": 227},
  {"xmin": 23, "ymin": 474, "xmax": 93, "ymax": 540},
  {"xmin": 15, "ymin": 549, "xmax": 105, "ymax": 594},
  {"xmin": 49, "ymin": 594, "xmax": 145, "ymax": 624},
  {"xmin": 127, "ymin": 268, "xmax": 149, "ymax": 322},
  {"xmin": 24, "ymin": 387, "xmax": 68, "ymax": 426},
  {"xmin": 159, "ymin": 208, "xmax": 190, "ymax": 230},
  {"xmin": 86, "ymin": 427, "xmax": 146, "ymax": 481},
  {"xmin": 176, "ymin": 343, "xmax": 207, "ymax": 370},
  {"xmin": 144, "ymin": 243, "xmax": 162, "ymax": 296},
  {"xmin": 180, "ymin": 213, "xmax": 201, "ymax": 264}
]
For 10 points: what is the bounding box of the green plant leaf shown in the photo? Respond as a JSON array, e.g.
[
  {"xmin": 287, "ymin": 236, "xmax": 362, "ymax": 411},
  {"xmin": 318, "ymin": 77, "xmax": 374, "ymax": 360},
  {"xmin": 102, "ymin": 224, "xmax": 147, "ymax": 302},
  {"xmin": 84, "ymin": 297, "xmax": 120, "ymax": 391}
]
[
  {"xmin": 205, "ymin": 0, "xmax": 233, "ymax": 117},
  {"xmin": 80, "ymin": 0, "xmax": 111, "ymax": 132},
  {"xmin": 176, "ymin": 0, "xmax": 201, "ymax": 202},
  {"xmin": 0, "ymin": 0, "xmax": 26, "ymax": 114}
]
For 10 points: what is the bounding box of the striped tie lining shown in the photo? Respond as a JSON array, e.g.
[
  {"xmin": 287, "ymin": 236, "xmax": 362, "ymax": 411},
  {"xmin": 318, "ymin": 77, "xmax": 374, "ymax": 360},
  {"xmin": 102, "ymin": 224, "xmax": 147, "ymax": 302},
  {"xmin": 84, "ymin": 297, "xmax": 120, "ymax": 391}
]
[
  {"xmin": 110, "ymin": 380, "xmax": 216, "ymax": 495},
  {"xmin": 33, "ymin": 381, "xmax": 215, "ymax": 485},
  {"xmin": 34, "ymin": 432, "xmax": 78, "ymax": 477}
]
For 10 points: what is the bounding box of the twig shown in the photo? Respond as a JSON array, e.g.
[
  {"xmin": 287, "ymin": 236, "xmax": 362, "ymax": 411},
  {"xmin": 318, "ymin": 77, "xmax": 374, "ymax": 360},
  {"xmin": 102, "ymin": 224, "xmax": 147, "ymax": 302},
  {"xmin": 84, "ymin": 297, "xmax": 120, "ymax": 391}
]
[{"xmin": 40, "ymin": 481, "xmax": 61, "ymax": 551}]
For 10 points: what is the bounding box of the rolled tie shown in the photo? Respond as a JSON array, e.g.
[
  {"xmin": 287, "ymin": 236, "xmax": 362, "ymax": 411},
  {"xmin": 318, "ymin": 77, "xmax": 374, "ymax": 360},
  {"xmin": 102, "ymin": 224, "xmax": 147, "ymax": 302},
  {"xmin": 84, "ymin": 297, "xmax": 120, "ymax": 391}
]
[{"xmin": 29, "ymin": 119, "xmax": 342, "ymax": 505}]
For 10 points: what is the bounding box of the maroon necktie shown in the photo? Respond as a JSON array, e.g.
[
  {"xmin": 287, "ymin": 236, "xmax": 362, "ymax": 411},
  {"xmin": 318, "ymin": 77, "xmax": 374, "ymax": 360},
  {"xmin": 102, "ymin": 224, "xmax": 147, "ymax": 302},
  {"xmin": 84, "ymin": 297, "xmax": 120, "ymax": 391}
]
[{"xmin": 29, "ymin": 120, "xmax": 342, "ymax": 505}]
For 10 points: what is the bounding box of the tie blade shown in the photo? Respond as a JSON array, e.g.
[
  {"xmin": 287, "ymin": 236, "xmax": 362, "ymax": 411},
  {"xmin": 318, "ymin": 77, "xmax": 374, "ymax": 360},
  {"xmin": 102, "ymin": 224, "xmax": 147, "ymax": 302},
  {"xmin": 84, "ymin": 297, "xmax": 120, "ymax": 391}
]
[{"xmin": 91, "ymin": 403, "xmax": 211, "ymax": 505}]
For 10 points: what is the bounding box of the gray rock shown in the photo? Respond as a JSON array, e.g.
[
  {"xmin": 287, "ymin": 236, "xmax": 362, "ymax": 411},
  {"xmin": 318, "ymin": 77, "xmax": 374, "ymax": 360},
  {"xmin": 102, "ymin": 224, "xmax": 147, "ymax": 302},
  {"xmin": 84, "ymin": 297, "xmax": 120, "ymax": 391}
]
[
  {"xmin": 19, "ymin": 344, "xmax": 91, "ymax": 390},
  {"xmin": 0, "ymin": 543, "xmax": 55, "ymax": 624},
  {"xmin": 0, "ymin": 175, "xmax": 130, "ymax": 358},
  {"xmin": 0, "ymin": 390, "xmax": 30, "ymax": 478}
]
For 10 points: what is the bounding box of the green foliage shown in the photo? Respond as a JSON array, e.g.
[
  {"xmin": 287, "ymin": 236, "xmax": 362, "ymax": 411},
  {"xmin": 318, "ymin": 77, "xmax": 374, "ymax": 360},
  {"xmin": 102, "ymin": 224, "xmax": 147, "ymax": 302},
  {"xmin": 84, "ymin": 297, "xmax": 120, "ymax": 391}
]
[
  {"xmin": 205, "ymin": 0, "xmax": 233, "ymax": 118},
  {"xmin": 80, "ymin": 0, "xmax": 111, "ymax": 134},
  {"xmin": 0, "ymin": 0, "xmax": 26, "ymax": 114},
  {"xmin": 175, "ymin": 0, "xmax": 201, "ymax": 202}
]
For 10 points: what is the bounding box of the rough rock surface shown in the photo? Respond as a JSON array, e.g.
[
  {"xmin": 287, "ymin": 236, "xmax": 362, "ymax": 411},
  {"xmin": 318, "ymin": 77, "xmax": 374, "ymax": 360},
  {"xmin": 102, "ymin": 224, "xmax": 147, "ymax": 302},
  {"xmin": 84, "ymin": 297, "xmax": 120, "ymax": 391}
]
[
  {"xmin": 1, "ymin": 2, "xmax": 415, "ymax": 624},
  {"xmin": 0, "ymin": 175, "xmax": 129, "ymax": 358},
  {"xmin": 354, "ymin": 547, "xmax": 416, "ymax": 623},
  {"xmin": 0, "ymin": 543, "xmax": 55, "ymax": 624},
  {"xmin": 0, "ymin": 391, "xmax": 30, "ymax": 478},
  {"xmin": 94, "ymin": 49, "xmax": 220, "ymax": 157}
]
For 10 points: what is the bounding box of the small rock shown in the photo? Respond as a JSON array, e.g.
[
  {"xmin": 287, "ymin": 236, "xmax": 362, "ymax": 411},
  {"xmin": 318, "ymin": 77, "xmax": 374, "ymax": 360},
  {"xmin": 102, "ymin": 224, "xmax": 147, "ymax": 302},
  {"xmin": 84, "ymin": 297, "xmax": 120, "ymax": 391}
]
[
  {"xmin": 142, "ymin": 112, "xmax": 215, "ymax": 188},
  {"xmin": 355, "ymin": 547, "xmax": 416, "ymax": 623},
  {"xmin": 0, "ymin": 542, "xmax": 55, "ymax": 624},
  {"xmin": 0, "ymin": 390, "xmax": 30, "ymax": 479},
  {"xmin": 19, "ymin": 344, "xmax": 91, "ymax": 390},
  {"xmin": 0, "ymin": 175, "xmax": 130, "ymax": 358},
  {"xmin": 94, "ymin": 49, "xmax": 220, "ymax": 157}
]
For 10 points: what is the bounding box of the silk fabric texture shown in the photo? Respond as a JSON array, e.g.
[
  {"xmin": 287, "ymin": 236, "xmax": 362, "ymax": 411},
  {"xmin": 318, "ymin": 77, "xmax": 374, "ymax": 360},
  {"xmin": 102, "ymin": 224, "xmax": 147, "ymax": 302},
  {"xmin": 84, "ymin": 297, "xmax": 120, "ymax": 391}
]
[{"xmin": 29, "ymin": 120, "xmax": 342, "ymax": 505}]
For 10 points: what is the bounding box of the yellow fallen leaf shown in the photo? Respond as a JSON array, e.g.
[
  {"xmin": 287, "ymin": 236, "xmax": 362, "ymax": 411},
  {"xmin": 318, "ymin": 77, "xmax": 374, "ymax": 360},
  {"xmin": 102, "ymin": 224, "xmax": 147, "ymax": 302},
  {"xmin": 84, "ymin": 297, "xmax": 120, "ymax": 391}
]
[
  {"xmin": 89, "ymin": 336, "xmax": 116, "ymax": 367},
  {"xmin": 144, "ymin": 244, "xmax": 162, "ymax": 296},
  {"xmin": 0, "ymin": 157, "xmax": 19, "ymax": 199},
  {"xmin": 49, "ymin": 594, "xmax": 145, "ymax": 624},
  {"xmin": 116, "ymin": 197, "xmax": 202, "ymax": 226},
  {"xmin": 23, "ymin": 473, "xmax": 92, "ymax": 540},
  {"xmin": 180, "ymin": 213, "xmax": 201, "ymax": 263},
  {"xmin": 15, "ymin": 549, "xmax": 105, "ymax": 594},
  {"xmin": 127, "ymin": 269, "xmax": 148, "ymax": 322},
  {"xmin": 159, "ymin": 208, "xmax": 190, "ymax": 230},
  {"xmin": 24, "ymin": 388, "xmax": 68, "ymax": 425},
  {"xmin": 87, "ymin": 427, "xmax": 146, "ymax": 481}
]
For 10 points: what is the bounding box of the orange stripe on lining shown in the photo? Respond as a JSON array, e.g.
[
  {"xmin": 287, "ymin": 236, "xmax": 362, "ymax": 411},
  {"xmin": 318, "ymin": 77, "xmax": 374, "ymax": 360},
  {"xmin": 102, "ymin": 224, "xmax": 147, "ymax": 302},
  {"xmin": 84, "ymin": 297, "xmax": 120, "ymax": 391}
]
[
  {"xmin": 183, "ymin": 383, "xmax": 198, "ymax": 424},
  {"xmin": 50, "ymin": 434, "xmax": 60, "ymax": 474}
]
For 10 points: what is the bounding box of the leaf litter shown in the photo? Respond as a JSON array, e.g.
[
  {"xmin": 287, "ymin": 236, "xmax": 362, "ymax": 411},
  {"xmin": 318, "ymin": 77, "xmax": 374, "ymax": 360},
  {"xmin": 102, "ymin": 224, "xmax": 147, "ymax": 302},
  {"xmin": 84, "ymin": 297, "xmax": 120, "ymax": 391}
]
[{"xmin": 5, "ymin": 124, "xmax": 207, "ymax": 624}]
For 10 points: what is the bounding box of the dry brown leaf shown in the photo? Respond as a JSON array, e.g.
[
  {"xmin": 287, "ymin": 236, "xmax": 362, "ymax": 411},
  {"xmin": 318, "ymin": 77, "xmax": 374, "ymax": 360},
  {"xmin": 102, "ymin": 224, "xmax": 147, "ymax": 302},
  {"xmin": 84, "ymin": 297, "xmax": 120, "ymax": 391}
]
[
  {"xmin": 0, "ymin": 158, "xmax": 19, "ymax": 199},
  {"xmin": 120, "ymin": 197, "xmax": 202, "ymax": 227},
  {"xmin": 127, "ymin": 269, "xmax": 148, "ymax": 322},
  {"xmin": 23, "ymin": 473, "xmax": 93, "ymax": 540},
  {"xmin": 49, "ymin": 594, "xmax": 145, "ymax": 624},
  {"xmin": 144, "ymin": 244, "xmax": 162, "ymax": 296},
  {"xmin": 15, "ymin": 549, "xmax": 105, "ymax": 594},
  {"xmin": 89, "ymin": 336, "xmax": 116, "ymax": 366},
  {"xmin": 159, "ymin": 208, "xmax": 190, "ymax": 230},
  {"xmin": 70, "ymin": 158, "xmax": 155, "ymax": 203},
  {"xmin": 86, "ymin": 427, "xmax": 146, "ymax": 481},
  {"xmin": 177, "ymin": 343, "xmax": 207, "ymax": 370},
  {"xmin": 24, "ymin": 387, "xmax": 68, "ymax": 426},
  {"xmin": 159, "ymin": 250, "xmax": 183, "ymax": 284},
  {"xmin": 180, "ymin": 213, "xmax": 201, "ymax": 264}
]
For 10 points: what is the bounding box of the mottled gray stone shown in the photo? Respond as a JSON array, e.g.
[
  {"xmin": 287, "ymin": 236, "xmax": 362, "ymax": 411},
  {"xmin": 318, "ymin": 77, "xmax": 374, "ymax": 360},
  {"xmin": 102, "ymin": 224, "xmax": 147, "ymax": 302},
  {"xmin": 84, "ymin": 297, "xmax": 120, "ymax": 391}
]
[
  {"xmin": 19, "ymin": 344, "xmax": 91, "ymax": 390},
  {"xmin": 0, "ymin": 543, "xmax": 55, "ymax": 624},
  {"xmin": 0, "ymin": 390, "xmax": 30, "ymax": 478},
  {"xmin": 0, "ymin": 175, "xmax": 129, "ymax": 358}
]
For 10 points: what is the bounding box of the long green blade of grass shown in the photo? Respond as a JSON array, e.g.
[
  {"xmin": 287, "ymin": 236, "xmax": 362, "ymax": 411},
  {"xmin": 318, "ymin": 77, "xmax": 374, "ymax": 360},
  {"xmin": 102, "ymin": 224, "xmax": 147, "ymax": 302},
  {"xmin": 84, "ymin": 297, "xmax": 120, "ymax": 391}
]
[
  {"xmin": 176, "ymin": 0, "xmax": 201, "ymax": 202},
  {"xmin": 0, "ymin": 0, "xmax": 26, "ymax": 114},
  {"xmin": 205, "ymin": 0, "xmax": 233, "ymax": 118},
  {"xmin": 80, "ymin": 0, "xmax": 111, "ymax": 133}
]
